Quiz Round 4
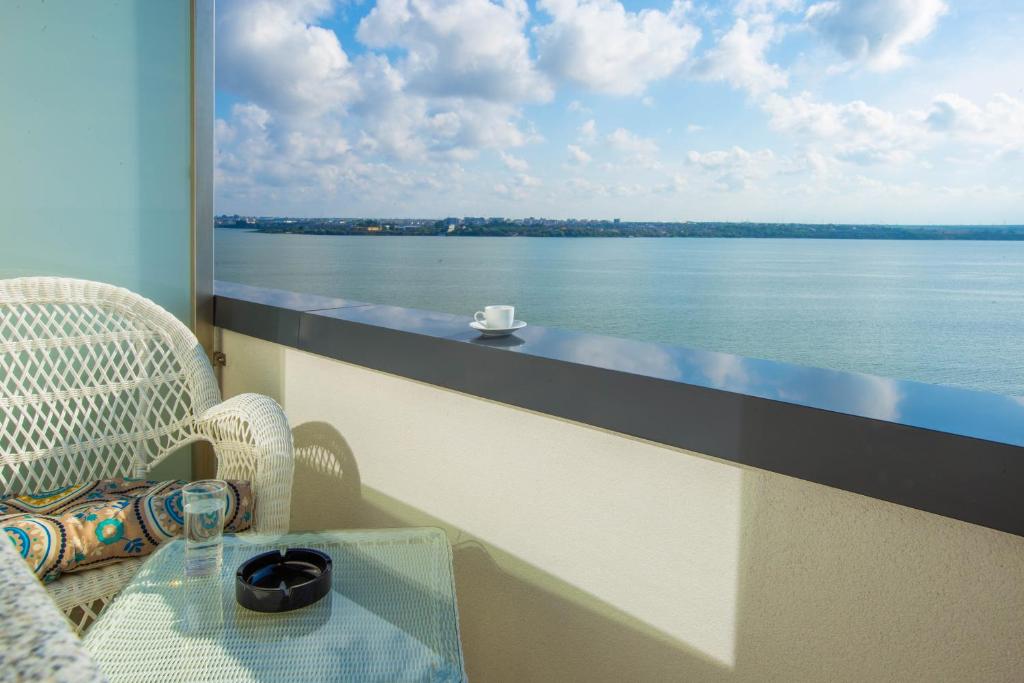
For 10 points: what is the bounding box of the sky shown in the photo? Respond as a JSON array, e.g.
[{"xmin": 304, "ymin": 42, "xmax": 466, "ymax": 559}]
[{"xmin": 214, "ymin": 0, "xmax": 1024, "ymax": 223}]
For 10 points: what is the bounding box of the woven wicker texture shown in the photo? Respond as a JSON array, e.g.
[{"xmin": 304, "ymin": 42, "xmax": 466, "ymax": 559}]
[
  {"xmin": 83, "ymin": 529, "xmax": 466, "ymax": 682},
  {"xmin": 0, "ymin": 277, "xmax": 294, "ymax": 633},
  {"xmin": 48, "ymin": 559, "xmax": 145, "ymax": 632}
]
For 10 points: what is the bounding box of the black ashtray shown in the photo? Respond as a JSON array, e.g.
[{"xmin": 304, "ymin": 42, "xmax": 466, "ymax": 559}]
[{"xmin": 235, "ymin": 548, "xmax": 332, "ymax": 613}]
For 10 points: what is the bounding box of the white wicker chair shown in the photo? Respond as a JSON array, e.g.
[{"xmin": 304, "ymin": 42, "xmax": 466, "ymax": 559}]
[{"xmin": 0, "ymin": 277, "xmax": 294, "ymax": 634}]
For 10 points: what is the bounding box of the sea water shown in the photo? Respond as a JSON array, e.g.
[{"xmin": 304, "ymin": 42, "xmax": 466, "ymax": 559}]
[{"xmin": 216, "ymin": 230, "xmax": 1024, "ymax": 396}]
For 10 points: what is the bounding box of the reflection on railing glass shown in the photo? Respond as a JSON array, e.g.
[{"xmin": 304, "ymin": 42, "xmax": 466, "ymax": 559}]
[{"xmin": 216, "ymin": 281, "xmax": 1024, "ymax": 448}]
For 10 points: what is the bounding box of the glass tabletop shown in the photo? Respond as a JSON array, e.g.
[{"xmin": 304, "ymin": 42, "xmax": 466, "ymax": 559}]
[{"xmin": 83, "ymin": 528, "xmax": 466, "ymax": 682}]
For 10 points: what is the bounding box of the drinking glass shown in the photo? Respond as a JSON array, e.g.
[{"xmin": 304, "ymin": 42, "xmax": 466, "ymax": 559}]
[{"xmin": 183, "ymin": 479, "xmax": 228, "ymax": 578}]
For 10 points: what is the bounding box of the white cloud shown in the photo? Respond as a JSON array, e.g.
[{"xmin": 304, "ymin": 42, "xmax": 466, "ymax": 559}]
[
  {"xmin": 849, "ymin": 375, "xmax": 902, "ymax": 421},
  {"xmin": 348, "ymin": 55, "xmax": 428, "ymax": 161},
  {"xmin": 779, "ymin": 95, "xmax": 907, "ymax": 141},
  {"xmin": 687, "ymin": 146, "xmax": 774, "ymax": 169},
  {"xmin": 654, "ymin": 172, "xmax": 689, "ymax": 194},
  {"xmin": 926, "ymin": 93, "xmax": 983, "ymax": 132},
  {"xmin": 567, "ymin": 99, "xmax": 592, "ymax": 114},
  {"xmin": 285, "ymin": 129, "xmax": 351, "ymax": 162},
  {"xmin": 761, "ymin": 91, "xmax": 849, "ymax": 137},
  {"xmin": 607, "ymin": 128, "xmax": 659, "ymax": 159},
  {"xmin": 579, "ymin": 119, "xmax": 598, "ymax": 144},
  {"xmin": 760, "ymin": 91, "xmax": 924, "ymax": 165},
  {"xmin": 834, "ymin": 144, "xmax": 913, "ymax": 166},
  {"xmin": 216, "ymin": 0, "xmax": 369, "ymax": 209},
  {"xmin": 735, "ymin": 0, "xmax": 804, "ymax": 19},
  {"xmin": 426, "ymin": 100, "xmax": 538, "ymax": 158},
  {"xmin": 535, "ymin": 0, "xmax": 701, "ymax": 95},
  {"xmin": 805, "ymin": 0, "xmax": 947, "ymax": 71},
  {"xmin": 217, "ymin": 102, "xmax": 360, "ymax": 201},
  {"xmin": 216, "ymin": 0, "xmax": 548, "ymax": 213},
  {"xmin": 213, "ymin": 0, "xmax": 1022, "ymax": 222},
  {"xmin": 217, "ymin": 0, "xmax": 358, "ymax": 116},
  {"xmin": 694, "ymin": 18, "xmax": 788, "ymax": 96},
  {"xmin": 350, "ymin": 0, "xmax": 550, "ymax": 162},
  {"xmin": 778, "ymin": 149, "xmax": 831, "ymax": 178},
  {"xmin": 761, "ymin": 90, "xmax": 1024, "ymax": 169},
  {"xmin": 567, "ymin": 144, "xmax": 592, "ymax": 165},
  {"xmin": 500, "ymin": 151, "xmax": 530, "ymax": 172},
  {"xmin": 701, "ymin": 353, "xmax": 750, "ymax": 391},
  {"xmin": 926, "ymin": 93, "xmax": 1024, "ymax": 152},
  {"xmin": 561, "ymin": 336, "xmax": 679, "ymax": 377},
  {"xmin": 687, "ymin": 146, "xmax": 775, "ymax": 191},
  {"xmin": 357, "ymin": 0, "xmax": 552, "ymax": 103},
  {"xmin": 495, "ymin": 173, "xmax": 542, "ymax": 199}
]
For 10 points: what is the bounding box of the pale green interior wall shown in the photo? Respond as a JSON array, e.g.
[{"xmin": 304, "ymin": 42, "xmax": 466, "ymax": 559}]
[
  {"xmin": 0, "ymin": 1, "xmax": 194, "ymax": 480},
  {"xmin": 0, "ymin": 0, "xmax": 192, "ymax": 322}
]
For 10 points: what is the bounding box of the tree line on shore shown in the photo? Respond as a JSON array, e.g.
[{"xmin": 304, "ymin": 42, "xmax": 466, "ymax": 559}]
[{"xmin": 216, "ymin": 216, "xmax": 1024, "ymax": 240}]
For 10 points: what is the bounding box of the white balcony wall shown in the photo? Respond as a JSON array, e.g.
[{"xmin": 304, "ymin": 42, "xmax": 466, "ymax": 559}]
[
  {"xmin": 0, "ymin": 1, "xmax": 192, "ymax": 325},
  {"xmin": 221, "ymin": 329, "xmax": 1024, "ymax": 683}
]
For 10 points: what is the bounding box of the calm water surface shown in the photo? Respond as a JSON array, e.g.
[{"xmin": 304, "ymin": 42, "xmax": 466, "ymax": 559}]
[{"xmin": 217, "ymin": 229, "xmax": 1024, "ymax": 396}]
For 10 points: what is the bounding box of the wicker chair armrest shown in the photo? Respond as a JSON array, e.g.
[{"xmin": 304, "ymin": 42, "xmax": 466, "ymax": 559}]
[
  {"xmin": 196, "ymin": 393, "xmax": 294, "ymax": 533},
  {"xmin": 0, "ymin": 539, "xmax": 109, "ymax": 682}
]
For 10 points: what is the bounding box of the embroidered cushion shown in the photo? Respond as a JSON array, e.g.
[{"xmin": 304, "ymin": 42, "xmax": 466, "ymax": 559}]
[{"xmin": 1, "ymin": 478, "xmax": 253, "ymax": 583}]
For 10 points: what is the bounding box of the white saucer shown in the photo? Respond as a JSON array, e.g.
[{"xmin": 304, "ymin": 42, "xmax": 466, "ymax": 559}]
[{"xmin": 470, "ymin": 320, "xmax": 527, "ymax": 337}]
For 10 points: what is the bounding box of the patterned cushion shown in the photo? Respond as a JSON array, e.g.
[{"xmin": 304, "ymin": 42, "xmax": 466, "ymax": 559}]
[{"xmin": 1, "ymin": 479, "xmax": 253, "ymax": 583}]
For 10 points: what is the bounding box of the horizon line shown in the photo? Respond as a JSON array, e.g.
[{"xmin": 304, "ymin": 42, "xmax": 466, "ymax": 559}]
[{"xmin": 215, "ymin": 215, "xmax": 1024, "ymax": 229}]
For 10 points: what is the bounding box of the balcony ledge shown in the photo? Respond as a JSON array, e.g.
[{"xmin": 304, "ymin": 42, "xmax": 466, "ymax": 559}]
[{"xmin": 214, "ymin": 280, "xmax": 1024, "ymax": 537}]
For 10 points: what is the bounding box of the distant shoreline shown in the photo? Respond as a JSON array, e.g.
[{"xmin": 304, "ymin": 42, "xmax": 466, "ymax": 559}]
[{"xmin": 216, "ymin": 217, "xmax": 1024, "ymax": 241}]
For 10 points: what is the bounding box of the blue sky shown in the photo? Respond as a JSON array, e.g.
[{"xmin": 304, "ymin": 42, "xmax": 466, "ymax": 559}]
[{"xmin": 214, "ymin": 0, "xmax": 1024, "ymax": 223}]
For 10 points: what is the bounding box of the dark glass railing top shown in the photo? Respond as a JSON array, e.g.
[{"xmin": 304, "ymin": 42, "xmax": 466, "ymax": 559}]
[{"xmin": 214, "ymin": 280, "xmax": 1024, "ymax": 536}]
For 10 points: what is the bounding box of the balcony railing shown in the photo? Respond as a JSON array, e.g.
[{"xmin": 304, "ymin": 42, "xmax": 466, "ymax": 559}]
[
  {"xmin": 212, "ymin": 282, "xmax": 1024, "ymax": 682},
  {"xmin": 214, "ymin": 280, "xmax": 1024, "ymax": 538}
]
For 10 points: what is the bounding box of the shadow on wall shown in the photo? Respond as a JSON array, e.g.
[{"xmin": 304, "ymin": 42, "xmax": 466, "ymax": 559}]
[
  {"xmin": 287, "ymin": 420, "xmax": 1024, "ymax": 683},
  {"xmin": 287, "ymin": 420, "xmax": 733, "ymax": 682},
  {"xmin": 290, "ymin": 422, "xmax": 363, "ymax": 532}
]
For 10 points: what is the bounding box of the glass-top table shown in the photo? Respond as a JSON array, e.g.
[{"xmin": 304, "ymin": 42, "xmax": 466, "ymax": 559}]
[{"xmin": 83, "ymin": 528, "xmax": 466, "ymax": 682}]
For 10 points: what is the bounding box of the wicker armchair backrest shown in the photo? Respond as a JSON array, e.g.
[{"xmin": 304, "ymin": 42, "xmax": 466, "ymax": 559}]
[{"xmin": 0, "ymin": 278, "xmax": 220, "ymax": 493}]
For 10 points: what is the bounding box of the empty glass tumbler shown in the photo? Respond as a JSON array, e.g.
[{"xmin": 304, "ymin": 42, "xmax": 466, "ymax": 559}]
[{"xmin": 183, "ymin": 479, "xmax": 228, "ymax": 577}]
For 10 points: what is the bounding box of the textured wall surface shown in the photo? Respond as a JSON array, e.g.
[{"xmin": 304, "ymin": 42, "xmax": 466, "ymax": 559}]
[
  {"xmin": 0, "ymin": 1, "xmax": 192, "ymax": 324},
  {"xmin": 222, "ymin": 329, "xmax": 1024, "ymax": 682}
]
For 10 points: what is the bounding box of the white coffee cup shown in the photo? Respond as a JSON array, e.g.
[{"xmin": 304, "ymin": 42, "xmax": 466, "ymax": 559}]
[{"xmin": 475, "ymin": 305, "xmax": 514, "ymax": 329}]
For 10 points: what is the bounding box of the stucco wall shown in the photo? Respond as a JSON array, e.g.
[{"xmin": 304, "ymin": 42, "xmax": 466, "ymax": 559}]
[
  {"xmin": 0, "ymin": 0, "xmax": 193, "ymax": 324},
  {"xmin": 221, "ymin": 329, "xmax": 1024, "ymax": 682}
]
